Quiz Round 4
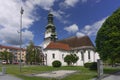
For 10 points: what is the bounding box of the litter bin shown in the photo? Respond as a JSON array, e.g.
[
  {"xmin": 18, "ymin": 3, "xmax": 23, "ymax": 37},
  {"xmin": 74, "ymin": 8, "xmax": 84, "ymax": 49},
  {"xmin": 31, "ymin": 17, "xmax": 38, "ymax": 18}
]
[{"xmin": 2, "ymin": 67, "xmax": 6, "ymax": 75}]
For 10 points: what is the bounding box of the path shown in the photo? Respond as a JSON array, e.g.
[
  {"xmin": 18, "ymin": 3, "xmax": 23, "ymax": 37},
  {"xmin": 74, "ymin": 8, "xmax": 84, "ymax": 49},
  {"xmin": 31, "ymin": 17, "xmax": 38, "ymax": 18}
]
[
  {"xmin": 102, "ymin": 71, "xmax": 120, "ymax": 80},
  {"xmin": 0, "ymin": 72, "xmax": 22, "ymax": 80}
]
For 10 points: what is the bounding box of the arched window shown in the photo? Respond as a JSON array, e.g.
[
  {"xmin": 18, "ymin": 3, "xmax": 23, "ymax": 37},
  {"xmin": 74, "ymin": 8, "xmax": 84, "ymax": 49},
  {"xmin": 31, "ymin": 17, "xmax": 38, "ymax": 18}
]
[
  {"xmin": 62, "ymin": 54, "xmax": 64, "ymax": 59},
  {"xmin": 45, "ymin": 54, "xmax": 47, "ymax": 60},
  {"xmin": 81, "ymin": 51, "xmax": 84, "ymax": 60},
  {"xmin": 88, "ymin": 50, "xmax": 90, "ymax": 59},
  {"xmin": 52, "ymin": 54, "xmax": 55, "ymax": 59}
]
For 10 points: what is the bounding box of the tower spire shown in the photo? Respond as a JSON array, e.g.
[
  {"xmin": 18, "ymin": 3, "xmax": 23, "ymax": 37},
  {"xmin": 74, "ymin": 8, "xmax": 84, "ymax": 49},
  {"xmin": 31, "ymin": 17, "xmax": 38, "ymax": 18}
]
[{"xmin": 43, "ymin": 11, "xmax": 58, "ymax": 48}]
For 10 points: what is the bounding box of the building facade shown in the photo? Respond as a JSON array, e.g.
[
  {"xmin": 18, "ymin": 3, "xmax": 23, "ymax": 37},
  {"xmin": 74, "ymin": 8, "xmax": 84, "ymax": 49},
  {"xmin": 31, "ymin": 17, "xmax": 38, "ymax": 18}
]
[
  {"xmin": 43, "ymin": 12, "xmax": 100, "ymax": 66},
  {"xmin": 0, "ymin": 45, "xmax": 26, "ymax": 64}
]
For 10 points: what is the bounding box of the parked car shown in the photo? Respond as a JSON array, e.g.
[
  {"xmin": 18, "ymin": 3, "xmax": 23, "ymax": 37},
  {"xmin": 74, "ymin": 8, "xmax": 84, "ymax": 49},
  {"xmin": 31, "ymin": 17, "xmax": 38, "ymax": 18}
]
[
  {"xmin": 2, "ymin": 60, "xmax": 7, "ymax": 64},
  {"xmin": 13, "ymin": 62, "xmax": 18, "ymax": 64}
]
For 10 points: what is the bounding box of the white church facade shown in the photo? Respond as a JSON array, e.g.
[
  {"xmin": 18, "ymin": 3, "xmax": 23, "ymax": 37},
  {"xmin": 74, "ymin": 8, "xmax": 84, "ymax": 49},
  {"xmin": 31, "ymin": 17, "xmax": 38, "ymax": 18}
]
[{"xmin": 42, "ymin": 12, "xmax": 100, "ymax": 66}]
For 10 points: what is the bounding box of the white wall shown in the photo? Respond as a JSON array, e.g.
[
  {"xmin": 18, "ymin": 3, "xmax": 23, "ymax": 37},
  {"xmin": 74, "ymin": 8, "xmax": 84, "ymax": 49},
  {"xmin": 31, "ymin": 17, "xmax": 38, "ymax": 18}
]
[
  {"xmin": 44, "ymin": 49, "xmax": 69, "ymax": 66},
  {"xmin": 43, "ymin": 49, "xmax": 100, "ymax": 66}
]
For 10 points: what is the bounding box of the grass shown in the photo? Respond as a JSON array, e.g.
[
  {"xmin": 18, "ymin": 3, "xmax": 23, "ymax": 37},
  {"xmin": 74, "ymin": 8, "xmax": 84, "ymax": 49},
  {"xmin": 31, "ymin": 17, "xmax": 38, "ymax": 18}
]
[
  {"xmin": 0, "ymin": 65, "xmax": 97, "ymax": 80},
  {"xmin": 0, "ymin": 64, "xmax": 120, "ymax": 80},
  {"xmin": 104, "ymin": 66, "xmax": 120, "ymax": 74}
]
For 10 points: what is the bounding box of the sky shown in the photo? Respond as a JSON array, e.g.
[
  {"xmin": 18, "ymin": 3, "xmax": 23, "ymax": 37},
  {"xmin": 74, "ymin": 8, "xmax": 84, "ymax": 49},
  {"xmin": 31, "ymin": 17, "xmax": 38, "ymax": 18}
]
[{"xmin": 0, "ymin": 0, "xmax": 120, "ymax": 48}]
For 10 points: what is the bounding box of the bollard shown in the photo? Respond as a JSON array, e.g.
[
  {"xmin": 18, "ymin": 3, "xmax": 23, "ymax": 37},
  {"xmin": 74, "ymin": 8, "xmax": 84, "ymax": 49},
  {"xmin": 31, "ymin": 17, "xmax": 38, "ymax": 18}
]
[{"xmin": 2, "ymin": 67, "xmax": 6, "ymax": 75}]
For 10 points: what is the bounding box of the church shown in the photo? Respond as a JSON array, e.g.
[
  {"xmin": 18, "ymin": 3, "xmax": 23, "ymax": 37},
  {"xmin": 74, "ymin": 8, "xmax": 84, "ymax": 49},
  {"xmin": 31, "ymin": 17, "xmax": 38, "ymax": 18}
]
[{"xmin": 42, "ymin": 12, "xmax": 100, "ymax": 66}]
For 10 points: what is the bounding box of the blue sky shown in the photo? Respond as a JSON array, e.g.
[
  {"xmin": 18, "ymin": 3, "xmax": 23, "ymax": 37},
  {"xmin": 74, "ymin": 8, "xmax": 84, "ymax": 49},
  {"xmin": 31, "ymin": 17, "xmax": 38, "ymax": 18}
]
[{"xmin": 0, "ymin": 0, "xmax": 120, "ymax": 47}]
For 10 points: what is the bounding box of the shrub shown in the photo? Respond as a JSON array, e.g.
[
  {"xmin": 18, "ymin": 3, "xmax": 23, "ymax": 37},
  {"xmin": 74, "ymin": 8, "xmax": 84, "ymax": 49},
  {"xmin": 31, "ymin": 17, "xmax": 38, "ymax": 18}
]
[
  {"xmin": 52, "ymin": 60, "xmax": 62, "ymax": 68},
  {"xmin": 84, "ymin": 62, "xmax": 97, "ymax": 70},
  {"xmin": 89, "ymin": 62, "xmax": 97, "ymax": 70},
  {"xmin": 84, "ymin": 62, "xmax": 92, "ymax": 68}
]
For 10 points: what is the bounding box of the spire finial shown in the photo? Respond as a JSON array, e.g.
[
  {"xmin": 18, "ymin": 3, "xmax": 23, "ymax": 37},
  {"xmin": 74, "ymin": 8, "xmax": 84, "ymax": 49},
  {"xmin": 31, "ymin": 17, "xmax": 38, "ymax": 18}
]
[{"xmin": 49, "ymin": 8, "xmax": 52, "ymax": 14}]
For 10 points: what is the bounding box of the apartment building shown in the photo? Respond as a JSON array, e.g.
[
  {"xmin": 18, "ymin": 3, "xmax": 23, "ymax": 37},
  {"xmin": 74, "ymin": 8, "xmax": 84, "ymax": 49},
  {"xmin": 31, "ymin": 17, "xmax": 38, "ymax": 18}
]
[{"xmin": 0, "ymin": 45, "xmax": 26, "ymax": 64}]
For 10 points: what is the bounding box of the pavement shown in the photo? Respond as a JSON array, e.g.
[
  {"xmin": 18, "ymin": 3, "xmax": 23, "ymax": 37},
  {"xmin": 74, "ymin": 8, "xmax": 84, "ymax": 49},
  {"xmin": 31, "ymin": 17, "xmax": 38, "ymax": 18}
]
[
  {"xmin": 102, "ymin": 71, "xmax": 120, "ymax": 80},
  {"xmin": 0, "ymin": 72, "xmax": 22, "ymax": 80},
  {"xmin": 92, "ymin": 71, "xmax": 120, "ymax": 80}
]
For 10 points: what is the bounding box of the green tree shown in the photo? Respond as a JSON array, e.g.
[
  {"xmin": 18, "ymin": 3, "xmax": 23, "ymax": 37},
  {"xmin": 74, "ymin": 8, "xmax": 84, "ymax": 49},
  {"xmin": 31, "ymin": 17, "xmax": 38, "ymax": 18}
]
[
  {"xmin": 26, "ymin": 41, "xmax": 35, "ymax": 64},
  {"xmin": 34, "ymin": 48, "xmax": 43, "ymax": 64},
  {"xmin": 26, "ymin": 41, "xmax": 43, "ymax": 65},
  {"xmin": 95, "ymin": 8, "xmax": 120, "ymax": 65},
  {"xmin": 71, "ymin": 54, "xmax": 79, "ymax": 64},
  {"xmin": 64, "ymin": 54, "xmax": 79, "ymax": 66},
  {"xmin": 0, "ymin": 51, "xmax": 13, "ymax": 63}
]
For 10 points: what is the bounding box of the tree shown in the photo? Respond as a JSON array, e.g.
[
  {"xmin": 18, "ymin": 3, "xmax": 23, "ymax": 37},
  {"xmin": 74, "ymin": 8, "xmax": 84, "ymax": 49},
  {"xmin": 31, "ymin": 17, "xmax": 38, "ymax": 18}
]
[
  {"xmin": 64, "ymin": 54, "xmax": 79, "ymax": 66},
  {"xmin": 71, "ymin": 54, "xmax": 79, "ymax": 64},
  {"xmin": 26, "ymin": 41, "xmax": 35, "ymax": 64},
  {"xmin": 34, "ymin": 47, "xmax": 43, "ymax": 64},
  {"xmin": 0, "ymin": 51, "xmax": 13, "ymax": 64},
  {"xmin": 26, "ymin": 41, "xmax": 43, "ymax": 65},
  {"xmin": 95, "ymin": 8, "xmax": 120, "ymax": 65}
]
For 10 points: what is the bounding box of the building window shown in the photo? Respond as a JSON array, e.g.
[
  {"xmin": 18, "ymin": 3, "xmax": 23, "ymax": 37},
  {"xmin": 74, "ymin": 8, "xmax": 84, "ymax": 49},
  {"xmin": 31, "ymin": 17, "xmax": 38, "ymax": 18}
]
[
  {"xmin": 45, "ymin": 54, "xmax": 47, "ymax": 60},
  {"xmin": 52, "ymin": 54, "xmax": 55, "ymax": 59},
  {"xmin": 62, "ymin": 54, "xmax": 64, "ymax": 59},
  {"xmin": 88, "ymin": 50, "xmax": 90, "ymax": 59},
  {"xmin": 81, "ymin": 51, "xmax": 84, "ymax": 60}
]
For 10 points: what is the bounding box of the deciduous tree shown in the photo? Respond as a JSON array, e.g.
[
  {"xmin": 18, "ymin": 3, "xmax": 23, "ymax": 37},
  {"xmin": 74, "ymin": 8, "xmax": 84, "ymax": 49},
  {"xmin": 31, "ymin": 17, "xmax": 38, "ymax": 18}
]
[
  {"xmin": 64, "ymin": 54, "xmax": 79, "ymax": 66},
  {"xmin": 96, "ymin": 8, "xmax": 120, "ymax": 65}
]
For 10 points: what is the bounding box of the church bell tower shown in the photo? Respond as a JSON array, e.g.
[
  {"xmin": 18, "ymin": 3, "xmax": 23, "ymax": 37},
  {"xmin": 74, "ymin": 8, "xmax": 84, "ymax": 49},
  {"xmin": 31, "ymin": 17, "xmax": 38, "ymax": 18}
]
[{"xmin": 43, "ymin": 12, "xmax": 57, "ymax": 48}]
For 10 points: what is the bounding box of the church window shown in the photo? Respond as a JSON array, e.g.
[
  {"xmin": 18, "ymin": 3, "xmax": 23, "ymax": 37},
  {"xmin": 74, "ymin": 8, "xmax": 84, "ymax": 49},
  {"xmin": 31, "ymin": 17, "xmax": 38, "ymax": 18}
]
[
  {"xmin": 45, "ymin": 54, "xmax": 47, "ymax": 60},
  {"xmin": 81, "ymin": 51, "xmax": 84, "ymax": 60},
  {"xmin": 52, "ymin": 54, "xmax": 55, "ymax": 59},
  {"xmin": 62, "ymin": 54, "xmax": 64, "ymax": 59},
  {"xmin": 88, "ymin": 50, "xmax": 90, "ymax": 59}
]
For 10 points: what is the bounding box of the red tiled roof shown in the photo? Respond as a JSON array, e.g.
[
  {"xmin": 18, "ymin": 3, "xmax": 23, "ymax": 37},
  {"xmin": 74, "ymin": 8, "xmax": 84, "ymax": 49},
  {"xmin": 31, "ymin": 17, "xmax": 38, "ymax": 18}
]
[
  {"xmin": 0, "ymin": 45, "xmax": 26, "ymax": 51},
  {"xmin": 57, "ymin": 36, "xmax": 94, "ymax": 48},
  {"xmin": 45, "ymin": 42, "xmax": 71, "ymax": 51}
]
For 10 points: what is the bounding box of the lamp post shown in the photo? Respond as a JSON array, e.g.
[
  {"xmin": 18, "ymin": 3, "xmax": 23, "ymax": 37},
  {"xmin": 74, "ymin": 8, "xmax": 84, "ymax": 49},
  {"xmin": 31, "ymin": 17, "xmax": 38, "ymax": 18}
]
[{"xmin": 20, "ymin": 7, "xmax": 24, "ymax": 72}]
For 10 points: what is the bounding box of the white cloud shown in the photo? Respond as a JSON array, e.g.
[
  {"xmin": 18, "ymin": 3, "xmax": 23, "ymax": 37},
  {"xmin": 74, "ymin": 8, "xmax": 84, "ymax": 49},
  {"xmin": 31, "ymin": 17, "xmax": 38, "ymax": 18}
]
[
  {"xmin": 60, "ymin": 0, "xmax": 79, "ymax": 8},
  {"xmin": 0, "ymin": 0, "xmax": 56, "ymax": 46},
  {"xmin": 64, "ymin": 0, "xmax": 79, "ymax": 7},
  {"xmin": 64, "ymin": 24, "xmax": 79, "ymax": 33},
  {"xmin": 51, "ymin": 10, "xmax": 69, "ymax": 24},
  {"xmin": 76, "ymin": 17, "xmax": 107, "ymax": 37},
  {"xmin": 25, "ymin": 0, "xmax": 56, "ymax": 11},
  {"xmin": 76, "ymin": 32, "xmax": 85, "ymax": 37},
  {"xmin": 51, "ymin": 10, "xmax": 64, "ymax": 20}
]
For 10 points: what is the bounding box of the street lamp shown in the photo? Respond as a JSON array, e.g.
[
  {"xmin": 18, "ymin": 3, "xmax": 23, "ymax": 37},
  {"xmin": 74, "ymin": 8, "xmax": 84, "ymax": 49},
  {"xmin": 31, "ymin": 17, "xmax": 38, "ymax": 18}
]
[{"xmin": 19, "ymin": 7, "xmax": 24, "ymax": 72}]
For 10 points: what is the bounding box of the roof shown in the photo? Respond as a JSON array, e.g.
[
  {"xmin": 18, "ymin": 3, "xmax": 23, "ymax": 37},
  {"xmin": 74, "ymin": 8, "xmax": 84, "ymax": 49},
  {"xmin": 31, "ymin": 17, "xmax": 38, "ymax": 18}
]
[
  {"xmin": 57, "ymin": 36, "xmax": 94, "ymax": 49},
  {"xmin": 0, "ymin": 45, "xmax": 26, "ymax": 51},
  {"xmin": 45, "ymin": 42, "xmax": 70, "ymax": 51}
]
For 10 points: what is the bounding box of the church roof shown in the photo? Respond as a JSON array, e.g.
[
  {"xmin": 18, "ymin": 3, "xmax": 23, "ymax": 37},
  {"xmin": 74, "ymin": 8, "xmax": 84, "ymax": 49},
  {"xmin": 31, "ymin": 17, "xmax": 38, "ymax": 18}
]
[
  {"xmin": 57, "ymin": 36, "xmax": 94, "ymax": 49},
  {"xmin": 45, "ymin": 42, "xmax": 70, "ymax": 51}
]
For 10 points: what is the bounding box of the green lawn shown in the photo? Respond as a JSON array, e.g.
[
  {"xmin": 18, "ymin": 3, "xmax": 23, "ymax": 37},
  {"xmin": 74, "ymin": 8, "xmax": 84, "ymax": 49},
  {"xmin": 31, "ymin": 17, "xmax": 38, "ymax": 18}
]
[{"xmin": 0, "ymin": 65, "xmax": 120, "ymax": 80}]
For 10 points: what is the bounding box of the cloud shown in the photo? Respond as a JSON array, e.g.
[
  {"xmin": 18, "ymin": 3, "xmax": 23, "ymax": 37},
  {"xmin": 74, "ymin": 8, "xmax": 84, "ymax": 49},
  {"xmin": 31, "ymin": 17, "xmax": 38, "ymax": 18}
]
[
  {"xmin": 0, "ymin": 0, "xmax": 56, "ymax": 46},
  {"xmin": 64, "ymin": 24, "xmax": 79, "ymax": 33},
  {"xmin": 64, "ymin": 0, "xmax": 79, "ymax": 7},
  {"xmin": 76, "ymin": 17, "xmax": 107, "ymax": 37},
  {"xmin": 60, "ymin": 0, "xmax": 79, "ymax": 8},
  {"xmin": 51, "ymin": 9, "xmax": 69, "ymax": 24},
  {"xmin": 51, "ymin": 10, "xmax": 64, "ymax": 20},
  {"xmin": 76, "ymin": 32, "xmax": 85, "ymax": 37},
  {"xmin": 25, "ymin": 0, "xmax": 56, "ymax": 11}
]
